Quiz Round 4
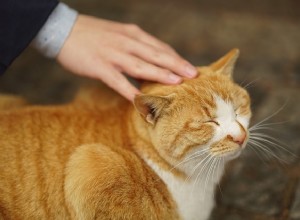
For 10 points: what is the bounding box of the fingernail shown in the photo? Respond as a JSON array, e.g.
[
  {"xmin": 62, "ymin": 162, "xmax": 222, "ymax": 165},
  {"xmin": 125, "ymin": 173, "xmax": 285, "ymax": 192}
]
[
  {"xmin": 185, "ymin": 64, "xmax": 197, "ymax": 78},
  {"xmin": 168, "ymin": 73, "xmax": 182, "ymax": 83}
]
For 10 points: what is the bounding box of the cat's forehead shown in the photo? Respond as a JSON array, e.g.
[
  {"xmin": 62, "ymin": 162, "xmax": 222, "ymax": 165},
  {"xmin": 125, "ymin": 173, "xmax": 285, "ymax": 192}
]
[
  {"xmin": 179, "ymin": 93, "xmax": 232, "ymax": 116},
  {"xmin": 179, "ymin": 77, "xmax": 234, "ymax": 103},
  {"xmin": 173, "ymin": 76, "xmax": 250, "ymax": 118},
  {"xmin": 214, "ymin": 95, "xmax": 235, "ymax": 118}
]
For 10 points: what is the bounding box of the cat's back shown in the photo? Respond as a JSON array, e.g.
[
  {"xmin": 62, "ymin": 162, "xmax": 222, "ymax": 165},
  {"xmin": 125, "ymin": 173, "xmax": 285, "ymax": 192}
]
[
  {"xmin": 0, "ymin": 92, "xmax": 127, "ymax": 149},
  {"xmin": 0, "ymin": 94, "xmax": 129, "ymax": 174}
]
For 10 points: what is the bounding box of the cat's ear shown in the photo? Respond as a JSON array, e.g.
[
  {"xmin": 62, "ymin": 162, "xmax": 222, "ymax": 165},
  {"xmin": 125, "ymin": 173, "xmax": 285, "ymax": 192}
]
[
  {"xmin": 210, "ymin": 48, "xmax": 240, "ymax": 77},
  {"xmin": 134, "ymin": 94, "xmax": 173, "ymax": 125}
]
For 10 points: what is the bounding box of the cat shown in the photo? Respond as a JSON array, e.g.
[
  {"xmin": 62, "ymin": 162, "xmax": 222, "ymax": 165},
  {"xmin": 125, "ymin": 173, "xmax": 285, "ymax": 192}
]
[{"xmin": 0, "ymin": 49, "xmax": 251, "ymax": 220}]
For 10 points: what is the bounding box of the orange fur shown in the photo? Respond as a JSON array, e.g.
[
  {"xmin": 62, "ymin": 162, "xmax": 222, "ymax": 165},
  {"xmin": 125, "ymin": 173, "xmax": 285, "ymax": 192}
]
[{"xmin": 0, "ymin": 49, "xmax": 251, "ymax": 219}]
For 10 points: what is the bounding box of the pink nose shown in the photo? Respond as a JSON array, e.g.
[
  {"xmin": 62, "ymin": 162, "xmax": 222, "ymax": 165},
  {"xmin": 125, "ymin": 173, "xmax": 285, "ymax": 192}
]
[{"xmin": 228, "ymin": 132, "xmax": 246, "ymax": 146}]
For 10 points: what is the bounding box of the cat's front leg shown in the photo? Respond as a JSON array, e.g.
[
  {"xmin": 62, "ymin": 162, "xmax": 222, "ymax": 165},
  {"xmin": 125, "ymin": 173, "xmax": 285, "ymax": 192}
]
[{"xmin": 64, "ymin": 144, "xmax": 179, "ymax": 220}]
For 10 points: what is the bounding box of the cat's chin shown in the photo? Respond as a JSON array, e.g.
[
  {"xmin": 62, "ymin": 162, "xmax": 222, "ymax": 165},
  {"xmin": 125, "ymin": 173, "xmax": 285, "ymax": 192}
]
[
  {"xmin": 223, "ymin": 139, "xmax": 248, "ymax": 161},
  {"xmin": 222, "ymin": 149, "xmax": 242, "ymax": 161}
]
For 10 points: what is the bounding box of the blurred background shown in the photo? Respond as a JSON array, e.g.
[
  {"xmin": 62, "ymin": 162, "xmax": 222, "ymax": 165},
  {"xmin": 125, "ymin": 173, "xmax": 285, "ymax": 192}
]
[{"xmin": 0, "ymin": 0, "xmax": 299, "ymax": 219}]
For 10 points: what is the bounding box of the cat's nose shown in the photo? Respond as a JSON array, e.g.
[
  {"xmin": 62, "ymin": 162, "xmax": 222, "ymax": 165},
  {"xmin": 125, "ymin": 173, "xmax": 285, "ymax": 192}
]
[{"xmin": 228, "ymin": 132, "xmax": 246, "ymax": 146}]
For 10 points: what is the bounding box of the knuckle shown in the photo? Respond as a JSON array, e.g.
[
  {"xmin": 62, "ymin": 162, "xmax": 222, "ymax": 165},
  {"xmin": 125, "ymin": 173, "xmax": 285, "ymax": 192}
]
[
  {"xmin": 156, "ymin": 69, "xmax": 169, "ymax": 78},
  {"xmin": 132, "ymin": 61, "xmax": 144, "ymax": 76},
  {"xmin": 163, "ymin": 70, "xmax": 173, "ymax": 78},
  {"xmin": 151, "ymin": 48, "xmax": 162, "ymax": 59},
  {"xmin": 170, "ymin": 55, "xmax": 182, "ymax": 67},
  {"xmin": 126, "ymin": 23, "xmax": 141, "ymax": 32},
  {"xmin": 163, "ymin": 42, "xmax": 172, "ymax": 49},
  {"xmin": 166, "ymin": 44, "xmax": 176, "ymax": 53}
]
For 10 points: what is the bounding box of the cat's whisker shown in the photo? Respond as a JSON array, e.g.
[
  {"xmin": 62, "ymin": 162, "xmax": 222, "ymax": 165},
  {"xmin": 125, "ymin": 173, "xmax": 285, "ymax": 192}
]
[
  {"xmin": 205, "ymin": 157, "xmax": 218, "ymax": 194},
  {"xmin": 184, "ymin": 147, "xmax": 210, "ymax": 159},
  {"xmin": 247, "ymin": 144, "xmax": 270, "ymax": 165},
  {"xmin": 192, "ymin": 154, "xmax": 215, "ymax": 199},
  {"xmin": 246, "ymin": 101, "xmax": 296, "ymax": 166},
  {"xmin": 194, "ymin": 154, "xmax": 225, "ymax": 200},
  {"xmin": 239, "ymin": 77, "xmax": 249, "ymax": 88},
  {"xmin": 187, "ymin": 153, "xmax": 211, "ymax": 179},
  {"xmin": 192, "ymin": 155, "xmax": 212, "ymax": 185},
  {"xmin": 250, "ymin": 131, "xmax": 295, "ymax": 152},
  {"xmin": 247, "ymin": 141, "xmax": 275, "ymax": 162},
  {"xmin": 249, "ymin": 134, "xmax": 297, "ymax": 158},
  {"xmin": 216, "ymin": 157, "xmax": 224, "ymax": 198},
  {"xmin": 249, "ymin": 103, "xmax": 287, "ymax": 131},
  {"xmin": 249, "ymin": 126, "xmax": 277, "ymax": 132},
  {"xmin": 250, "ymin": 132, "xmax": 287, "ymax": 146},
  {"xmin": 216, "ymin": 157, "xmax": 224, "ymax": 178},
  {"xmin": 201, "ymin": 162, "xmax": 212, "ymax": 200},
  {"xmin": 249, "ymin": 122, "xmax": 287, "ymax": 131},
  {"xmin": 191, "ymin": 147, "xmax": 211, "ymax": 156},
  {"xmin": 170, "ymin": 148, "xmax": 210, "ymax": 172},
  {"xmin": 250, "ymin": 120, "xmax": 289, "ymax": 128},
  {"xmin": 203, "ymin": 158, "xmax": 214, "ymax": 191},
  {"xmin": 247, "ymin": 139, "xmax": 288, "ymax": 164},
  {"xmin": 204, "ymin": 157, "xmax": 220, "ymax": 200},
  {"xmin": 242, "ymin": 77, "xmax": 260, "ymax": 89},
  {"xmin": 212, "ymin": 158, "xmax": 218, "ymax": 184},
  {"xmin": 249, "ymin": 122, "xmax": 289, "ymax": 132},
  {"xmin": 178, "ymin": 152, "xmax": 212, "ymax": 194},
  {"xmin": 184, "ymin": 153, "xmax": 212, "ymax": 186}
]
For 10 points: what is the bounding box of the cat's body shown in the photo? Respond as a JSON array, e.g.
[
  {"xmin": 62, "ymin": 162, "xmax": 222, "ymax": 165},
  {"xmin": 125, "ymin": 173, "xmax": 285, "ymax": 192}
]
[
  {"xmin": 0, "ymin": 49, "xmax": 251, "ymax": 220},
  {"xmin": 0, "ymin": 94, "xmax": 178, "ymax": 219}
]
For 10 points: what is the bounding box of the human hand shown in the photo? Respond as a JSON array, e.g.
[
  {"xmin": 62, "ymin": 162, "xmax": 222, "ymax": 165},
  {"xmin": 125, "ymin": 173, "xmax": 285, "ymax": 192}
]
[{"xmin": 57, "ymin": 15, "xmax": 197, "ymax": 101}]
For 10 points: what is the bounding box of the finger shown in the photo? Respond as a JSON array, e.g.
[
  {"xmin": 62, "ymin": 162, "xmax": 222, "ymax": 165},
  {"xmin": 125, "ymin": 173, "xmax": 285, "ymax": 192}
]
[
  {"xmin": 137, "ymin": 34, "xmax": 179, "ymax": 57},
  {"xmin": 100, "ymin": 22, "xmax": 198, "ymax": 79},
  {"xmin": 110, "ymin": 51, "xmax": 183, "ymax": 84},
  {"xmin": 92, "ymin": 63, "xmax": 140, "ymax": 102},
  {"xmin": 123, "ymin": 39, "xmax": 197, "ymax": 79},
  {"xmin": 121, "ymin": 24, "xmax": 178, "ymax": 56}
]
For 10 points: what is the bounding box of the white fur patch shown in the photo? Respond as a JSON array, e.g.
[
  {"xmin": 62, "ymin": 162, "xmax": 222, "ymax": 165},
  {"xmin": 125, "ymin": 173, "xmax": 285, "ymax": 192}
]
[{"xmin": 144, "ymin": 157, "xmax": 224, "ymax": 220}]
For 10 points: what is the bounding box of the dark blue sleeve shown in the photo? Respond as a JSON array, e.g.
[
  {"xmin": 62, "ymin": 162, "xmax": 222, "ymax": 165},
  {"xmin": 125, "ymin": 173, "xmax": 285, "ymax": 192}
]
[{"xmin": 0, "ymin": 0, "xmax": 59, "ymax": 74}]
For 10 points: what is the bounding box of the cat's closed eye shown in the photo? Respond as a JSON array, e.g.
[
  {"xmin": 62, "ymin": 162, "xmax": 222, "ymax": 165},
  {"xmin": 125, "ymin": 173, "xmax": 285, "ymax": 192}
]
[{"xmin": 206, "ymin": 120, "xmax": 220, "ymax": 126}]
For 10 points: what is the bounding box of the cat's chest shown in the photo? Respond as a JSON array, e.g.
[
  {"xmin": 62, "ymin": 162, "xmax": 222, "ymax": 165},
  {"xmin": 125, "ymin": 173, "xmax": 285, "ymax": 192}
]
[{"xmin": 145, "ymin": 159, "xmax": 222, "ymax": 220}]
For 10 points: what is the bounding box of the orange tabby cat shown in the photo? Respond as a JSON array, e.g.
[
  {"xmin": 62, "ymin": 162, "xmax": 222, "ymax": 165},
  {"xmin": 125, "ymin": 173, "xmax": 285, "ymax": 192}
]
[{"xmin": 0, "ymin": 49, "xmax": 251, "ymax": 220}]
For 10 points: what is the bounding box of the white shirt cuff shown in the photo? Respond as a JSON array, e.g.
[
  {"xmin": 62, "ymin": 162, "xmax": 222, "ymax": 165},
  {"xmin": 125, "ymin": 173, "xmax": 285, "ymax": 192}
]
[{"xmin": 31, "ymin": 2, "xmax": 78, "ymax": 58}]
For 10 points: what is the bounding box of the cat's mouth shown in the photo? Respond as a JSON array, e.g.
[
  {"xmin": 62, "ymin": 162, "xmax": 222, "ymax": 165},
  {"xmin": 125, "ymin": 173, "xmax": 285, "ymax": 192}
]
[
  {"xmin": 211, "ymin": 136, "xmax": 249, "ymax": 161},
  {"xmin": 223, "ymin": 132, "xmax": 249, "ymax": 160},
  {"xmin": 221, "ymin": 135, "xmax": 249, "ymax": 160},
  {"xmin": 210, "ymin": 134, "xmax": 249, "ymax": 160}
]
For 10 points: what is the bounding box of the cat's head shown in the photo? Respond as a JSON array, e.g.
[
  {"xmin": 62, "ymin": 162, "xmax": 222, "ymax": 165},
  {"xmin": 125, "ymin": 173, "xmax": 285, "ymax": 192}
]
[{"xmin": 134, "ymin": 49, "xmax": 251, "ymax": 169}]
